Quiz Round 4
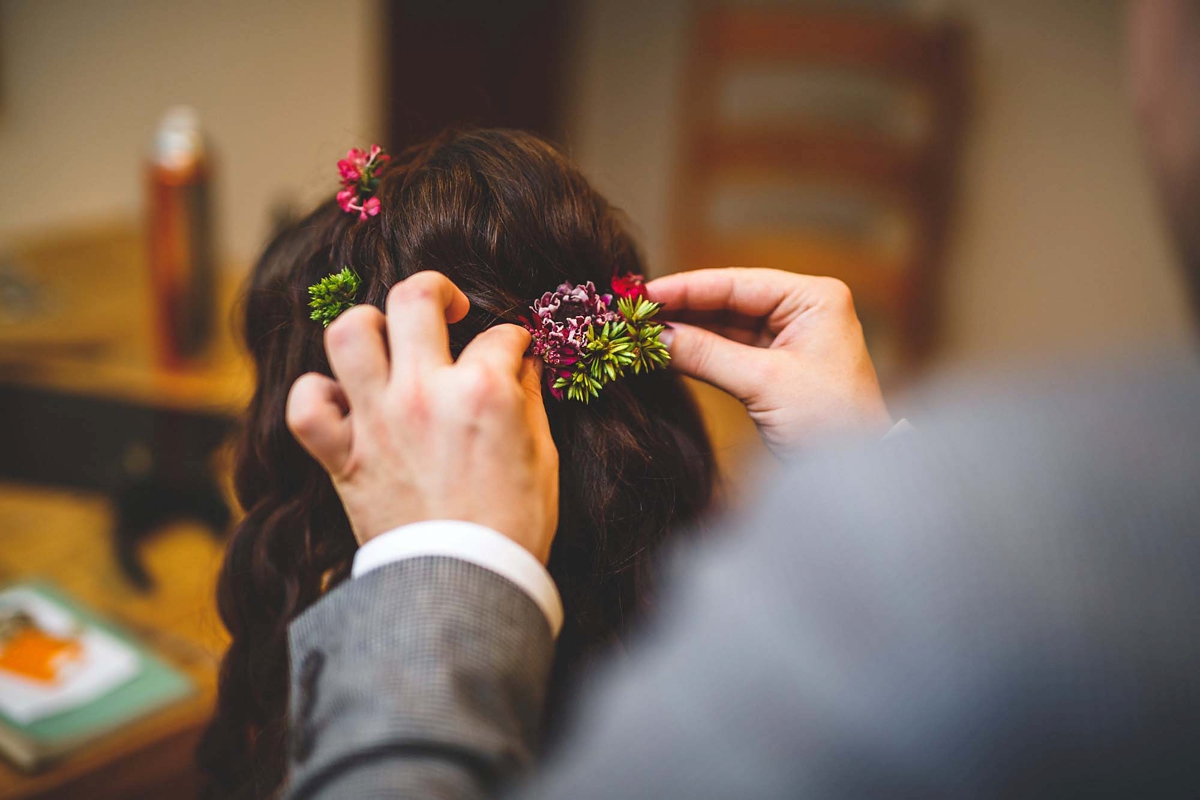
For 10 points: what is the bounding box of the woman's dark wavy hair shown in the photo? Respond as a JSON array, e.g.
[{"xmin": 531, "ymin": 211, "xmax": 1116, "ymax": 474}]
[{"xmin": 196, "ymin": 129, "xmax": 715, "ymax": 799}]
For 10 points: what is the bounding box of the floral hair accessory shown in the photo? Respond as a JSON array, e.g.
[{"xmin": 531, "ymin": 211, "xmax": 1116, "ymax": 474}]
[
  {"xmin": 336, "ymin": 144, "xmax": 389, "ymax": 220},
  {"xmin": 524, "ymin": 273, "xmax": 670, "ymax": 403},
  {"xmin": 308, "ymin": 267, "xmax": 361, "ymax": 327}
]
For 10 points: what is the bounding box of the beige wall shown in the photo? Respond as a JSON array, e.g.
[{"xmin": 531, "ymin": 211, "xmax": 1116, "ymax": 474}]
[
  {"xmin": 562, "ymin": 0, "xmax": 692, "ymax": 278},
  {"xmin": 565, "ymin": 0, "xmax": 1195, "ymax": 370},
  {"xmin": 0, "ymin": 0, "xmax": 383, "ymax": 266},
  {"xmin": 934, "ymin": 0, "xmax": 1192, "ymax": 366},
  {"xmin": 2, "ymin": 0, "xmax": 1193, "ymax": 364}
]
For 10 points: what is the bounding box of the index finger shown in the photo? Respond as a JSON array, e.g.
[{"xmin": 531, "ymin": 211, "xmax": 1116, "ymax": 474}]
[
  {"xmin": 646, "ymin": 267, "xmax": 831, "ymax": 326},
  {"xmin": 386, "ymin": 271, "xmax": 471, "ymax": 373}
]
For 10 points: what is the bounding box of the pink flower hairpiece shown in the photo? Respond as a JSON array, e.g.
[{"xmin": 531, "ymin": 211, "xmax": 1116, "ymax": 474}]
[
  {"xmin": 336, "ymin": 144, "xmax": 390, "ymax": 220},
  {"xmin": 523, "ymin": 273, "xmax": 669, "ymax": 403}
]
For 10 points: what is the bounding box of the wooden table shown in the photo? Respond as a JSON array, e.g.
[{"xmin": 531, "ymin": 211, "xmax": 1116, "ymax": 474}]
[
  {"xmin": 0, "ymin": 222, "xmax": 250, "ymax": 798},
  {"xmin": 0, "ymin": 488, "xmax": 227, "ymax": 799},
  {"xmin": 0, "ymin": 222, "xmax": 251, "ymax": 413}
]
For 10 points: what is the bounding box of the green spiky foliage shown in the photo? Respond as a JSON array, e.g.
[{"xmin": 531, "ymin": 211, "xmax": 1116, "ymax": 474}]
[
  {"xmin": 630, "ymin": 320, "xmax": 670, "ymax": 374},
  {"xmin": 553, "ymin": 367, "xmax": 604, "ymax": 403},
  {"xmin": 308, "ymin": 267, "xmax": 361, "ymax": 327},
  {"xmin": 584, "ymin": 320, "xmax": 636, "ymax": 382},
  {"xmin": 556, "ymin": 295, "xmax": 672, "ymax": 403}
]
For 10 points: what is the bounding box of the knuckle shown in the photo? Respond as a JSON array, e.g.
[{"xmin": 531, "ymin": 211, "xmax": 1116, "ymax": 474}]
[
  {"xmin": 390, "ymin": 272, "xmax": 443, "ymax": 305},
  {"xmin": 396, "ymin": 381, "xmax": 430, "ymax": 417},
  {"xmin": 689, "ymin": 331, "xmax": 717, "ymax": 374},
  {"xmin": 460, "ymin": 364, "xmax": 499, "ymax": 399},
  {"xmin": 820, "ymin": 277, "xmax": 855, "ymax": 310},
  {"xmin": 285, "ymin": 377, "xmax": 323, "ymax": 434},
  {"xmin": 409, "ymin": 270, "xmax": 443, "ymax": 287},
  {"xmin": 389, "ymin": 280, "xmax": 432, "ymax": 306},
  {"xmin": 457, "ymin": 365, "xmax": 523, "ymax": 417},
  {"xmin": 286, "ymin": 403, "xmax": 320, "ymax": 438},
  {"xmin": 325, "ymin": 304, "xmax": 380, "ymax": 346},
  {"xmin": 323, "ymin": 321, "xmax": 353, "ymax": 350}
]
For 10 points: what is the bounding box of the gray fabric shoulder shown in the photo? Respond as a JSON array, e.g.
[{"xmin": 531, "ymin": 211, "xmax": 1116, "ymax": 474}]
[
  {"xmin": 524, "ymin": 357, "xmax": 1200, "ymax": 798},
  {"xmin": 284, "ymin": 556, "xmax": 555, "ymax": 800}
]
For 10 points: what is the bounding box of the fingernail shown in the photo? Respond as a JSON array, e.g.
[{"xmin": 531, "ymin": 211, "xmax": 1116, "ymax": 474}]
[{"xmin": 659, "ymin": 323, "xmax": 675, "ymax": 350}]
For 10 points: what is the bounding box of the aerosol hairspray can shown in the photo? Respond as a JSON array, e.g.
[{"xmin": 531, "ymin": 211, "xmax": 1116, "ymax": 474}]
[{"xmin": 147, "ymin": 106, "xmax": 215, "ymax": 365}]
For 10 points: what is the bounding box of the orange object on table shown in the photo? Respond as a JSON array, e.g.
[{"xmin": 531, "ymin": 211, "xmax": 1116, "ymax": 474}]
[{"xmin": 0, "ymin": 626, "xmax": 83, "ymax": 685}]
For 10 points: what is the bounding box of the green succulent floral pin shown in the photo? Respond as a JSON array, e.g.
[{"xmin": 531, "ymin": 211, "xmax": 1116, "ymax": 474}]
[{"xmin": 308, "ymin": 267, "xmax": 361, "ymax": 327}]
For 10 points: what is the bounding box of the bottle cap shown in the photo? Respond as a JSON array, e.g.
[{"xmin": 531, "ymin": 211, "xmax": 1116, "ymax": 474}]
[{"xmin": 153, "ymin": 106, "xmax": 205, "ymax": 170}]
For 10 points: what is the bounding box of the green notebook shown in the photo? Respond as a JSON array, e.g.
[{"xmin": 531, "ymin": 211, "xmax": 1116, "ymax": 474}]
[{"xmin": 0, "ymin": 581, "xmax": 195, "ymax": 772}]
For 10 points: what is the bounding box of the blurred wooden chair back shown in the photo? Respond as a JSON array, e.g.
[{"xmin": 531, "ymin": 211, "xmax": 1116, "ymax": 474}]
[{"xmin": 672, "ymin": 6, "xmax": 969, "ymax": 384}]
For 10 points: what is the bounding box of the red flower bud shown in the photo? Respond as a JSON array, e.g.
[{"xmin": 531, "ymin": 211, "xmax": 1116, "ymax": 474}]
[{"xmin": 612, "ymin": 273, "xmax": 648, "ymax": 300}]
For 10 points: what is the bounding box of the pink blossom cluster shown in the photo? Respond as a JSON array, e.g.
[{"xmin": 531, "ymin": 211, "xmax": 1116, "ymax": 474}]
[
  {"xmin": 336, "ymin": 144, "xmax": 390, "ymax": 220},
  {"xmin": 524, "ymin": 276, "xmax": 646, "ymax": 400}
]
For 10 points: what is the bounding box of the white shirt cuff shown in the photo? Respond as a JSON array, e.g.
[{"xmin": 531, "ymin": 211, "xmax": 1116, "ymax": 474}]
[
  {"xmin": 352, "ymin": 520, "xmax": 564, "ymax": 637},
  {"xmin": 884, "ymin": 418, "xmax": 914, "ymax": 439}
]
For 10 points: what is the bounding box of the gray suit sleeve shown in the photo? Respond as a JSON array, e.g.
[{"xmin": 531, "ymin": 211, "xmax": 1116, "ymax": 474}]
[
  {"xmin": 284, "ymin": 556, "xmax": 555, "ymax": 800},
  {"xmin": 285, "ymin": 364, "xmax": 1200, "ymax": 799}
]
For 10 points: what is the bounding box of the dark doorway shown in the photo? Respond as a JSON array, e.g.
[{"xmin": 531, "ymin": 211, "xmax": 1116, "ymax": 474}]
[{"xmin": 384, "ymin": 0, "xmax": 572, "ymax": 149}]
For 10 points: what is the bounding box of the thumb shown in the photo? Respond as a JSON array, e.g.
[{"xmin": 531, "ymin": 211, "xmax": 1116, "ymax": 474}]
[
  {"xmin": 663, "ymin": 322, "xmax": 766, "ymax": 401},
  {"xmin": 519, "ymin": 355, "xmax": 558, "ymax": 457},
  {"xmin": 519, "ymin": 356, "xmax": 552, "ymax": 429},
  {"xmin": 518, "ymin": 354, "xmax": 545, "ymax": 399}
]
